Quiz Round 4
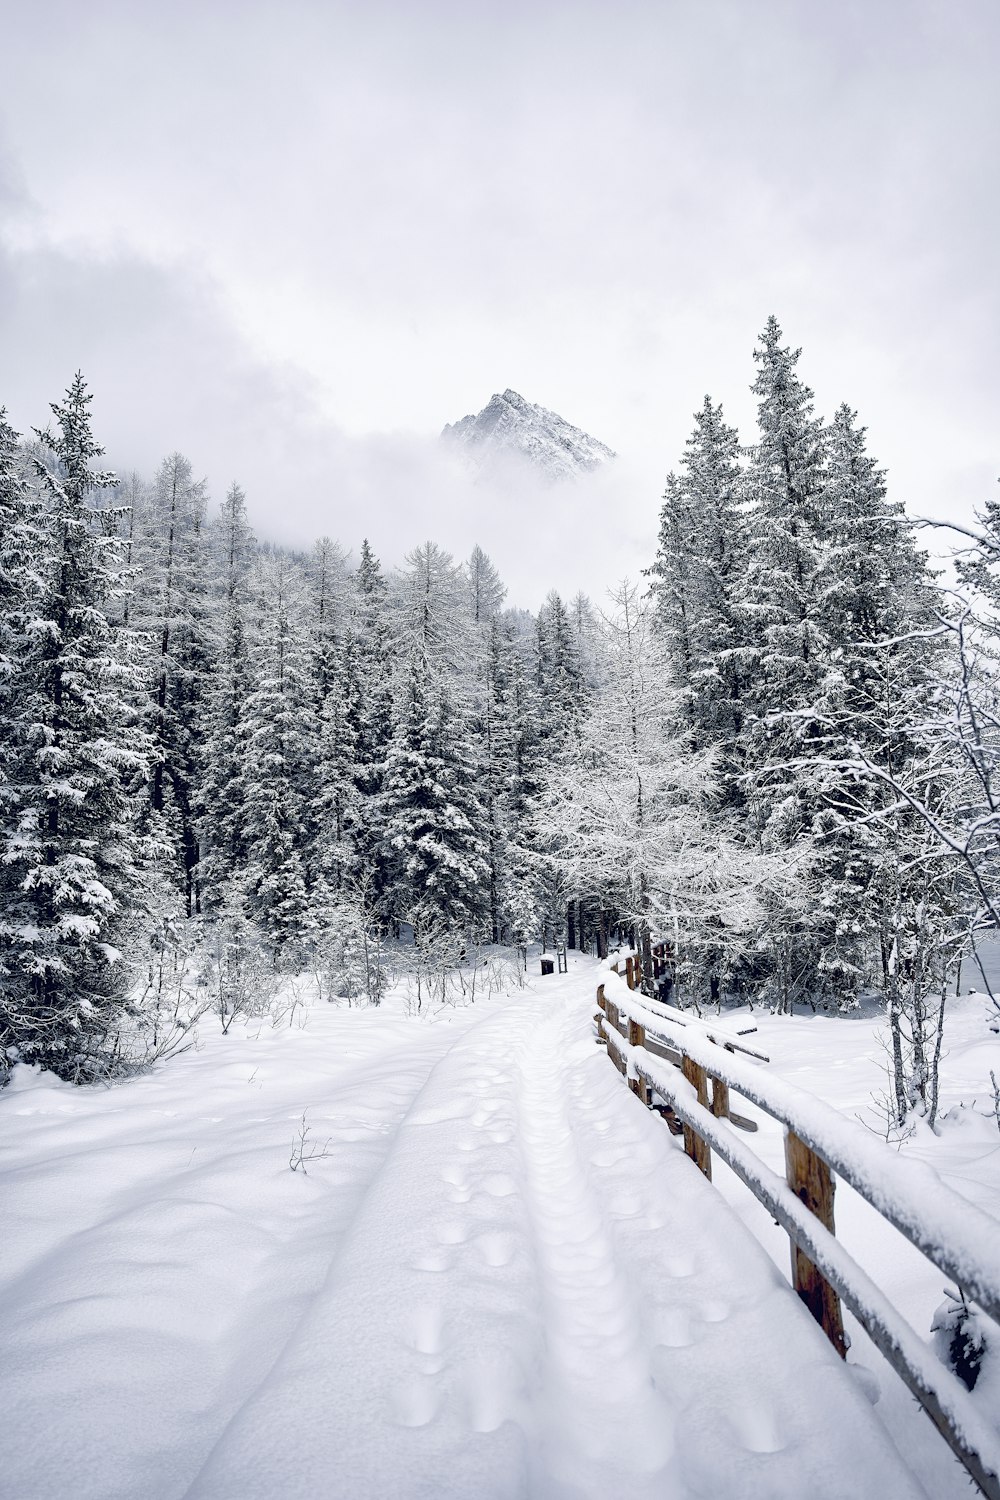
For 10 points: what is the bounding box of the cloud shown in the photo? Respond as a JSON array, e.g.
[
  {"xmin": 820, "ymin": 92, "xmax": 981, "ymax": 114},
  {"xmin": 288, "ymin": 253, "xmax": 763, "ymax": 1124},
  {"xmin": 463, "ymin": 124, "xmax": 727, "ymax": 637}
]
[
  {"xmin": 0, "ymin": 0, "xmax": 996, "ymax": 602},
  {"xmin": 0, "ymin": 231, "xmax": 655, "ymax": 608}
]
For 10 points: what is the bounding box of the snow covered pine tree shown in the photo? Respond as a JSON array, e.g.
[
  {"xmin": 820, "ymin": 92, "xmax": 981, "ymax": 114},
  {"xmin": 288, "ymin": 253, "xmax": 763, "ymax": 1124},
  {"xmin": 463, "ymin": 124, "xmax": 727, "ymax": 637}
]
[{"xmin": 1, "ymin": 376, "xmax": 150, "ymax": 1082}]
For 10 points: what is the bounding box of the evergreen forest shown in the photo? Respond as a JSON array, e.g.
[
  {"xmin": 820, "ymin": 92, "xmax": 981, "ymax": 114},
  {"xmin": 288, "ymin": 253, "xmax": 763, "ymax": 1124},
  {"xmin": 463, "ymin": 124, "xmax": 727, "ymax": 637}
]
[{"xmin": 3, "ymin": 318, "xmax": 999, "ymax": 1131}]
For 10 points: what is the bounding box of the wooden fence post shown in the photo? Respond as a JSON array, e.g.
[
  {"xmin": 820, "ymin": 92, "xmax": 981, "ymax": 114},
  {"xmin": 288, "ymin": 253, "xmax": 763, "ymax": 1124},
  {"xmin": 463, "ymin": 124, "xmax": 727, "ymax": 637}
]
[
  {"xmin": 606, "ymin": 1001, "xmax": 627, "ymax": 1077},
  {"xmin": 627, "ymin": 1018, "xmax": 648, "ymax": 1104},
  {"xmin": 784, "ymin": 1129, "xmax": 847, "ymax": 1358},
  {"xmin": 711, "ymin": 1076, "xmax": 730, "ymax": 1120},
  {"xmin": 625, "ymin": 956, "xmax": 636, "ymax": 990},
  {"xmin": 681, "ymin": 1056, "xmax": 712, "ymax": 1179}
]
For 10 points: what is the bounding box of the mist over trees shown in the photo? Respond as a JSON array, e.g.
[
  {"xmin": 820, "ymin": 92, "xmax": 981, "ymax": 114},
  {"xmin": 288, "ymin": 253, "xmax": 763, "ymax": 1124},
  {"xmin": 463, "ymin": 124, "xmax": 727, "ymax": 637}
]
[{"xmin": 1, "ymin": 320, "xmax": 998, "ymax": 1128}]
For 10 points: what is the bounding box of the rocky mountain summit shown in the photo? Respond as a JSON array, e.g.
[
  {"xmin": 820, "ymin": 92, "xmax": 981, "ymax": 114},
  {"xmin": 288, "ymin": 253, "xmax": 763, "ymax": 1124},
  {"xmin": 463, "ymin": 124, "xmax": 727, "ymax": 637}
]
[{"xmin": 442, "ymin": 389, "xmax": 615, "ymax": 481}]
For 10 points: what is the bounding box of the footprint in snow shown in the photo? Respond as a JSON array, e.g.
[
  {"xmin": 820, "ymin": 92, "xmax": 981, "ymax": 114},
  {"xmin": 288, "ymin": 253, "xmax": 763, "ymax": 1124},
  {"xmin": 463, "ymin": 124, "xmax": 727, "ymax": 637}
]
[
  {"xmin": 589, "ymin": 1147, "xmax": 631, "ymax": 1169},
  {"xmin": 472, "ymin": 1104, "xmax": 508, "ymax": 1127},
  {"xmin": 411, "ymin": 1249, "xmax": 452, "ymax": 1274},
  {"xmin": 474, "ymin": 1230, "xmax": 518, "ymax": 1268},
  {"xmin": 408, "ymin": 1303, "xmax": 444, "ymax": 1355},
  {"xmin": 389, "ymin": 1379, "xmax": 440, "ymax": 1429},
  {"xmin": 652, "ymin": 1307, "xmax": 694, "ymax": 1349}
]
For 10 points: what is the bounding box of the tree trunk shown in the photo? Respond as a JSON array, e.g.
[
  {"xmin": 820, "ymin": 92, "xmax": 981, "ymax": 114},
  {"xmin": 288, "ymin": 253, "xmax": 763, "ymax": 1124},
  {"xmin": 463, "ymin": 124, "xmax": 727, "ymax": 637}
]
[{"xmin": 597, "ymin": 909, "xmax": 609, "ymax": 960}]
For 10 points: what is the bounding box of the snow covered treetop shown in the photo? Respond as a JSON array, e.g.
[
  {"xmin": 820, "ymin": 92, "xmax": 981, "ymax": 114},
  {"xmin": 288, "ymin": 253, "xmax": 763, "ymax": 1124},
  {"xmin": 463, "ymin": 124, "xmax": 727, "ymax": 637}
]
[{"xmin": 442, "ymin": 389, "xmax": 616, "ymax": 481}]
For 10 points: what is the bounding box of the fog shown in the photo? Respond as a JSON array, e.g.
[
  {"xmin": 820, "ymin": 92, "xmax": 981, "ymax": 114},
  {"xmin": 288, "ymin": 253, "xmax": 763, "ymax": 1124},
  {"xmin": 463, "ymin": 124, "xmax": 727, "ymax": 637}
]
[{"xmin": 0, "ymin": 0, "xmax": 996, "ymax": 605}]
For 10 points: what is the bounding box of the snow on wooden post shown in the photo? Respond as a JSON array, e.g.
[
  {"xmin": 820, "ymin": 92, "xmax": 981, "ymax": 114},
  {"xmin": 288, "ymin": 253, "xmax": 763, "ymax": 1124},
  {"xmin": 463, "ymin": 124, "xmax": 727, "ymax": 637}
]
[
  {"xmin": 784, "ymin": 1129, "xmax": 847, "ymax": 1359},
  {"xmin": 681, "ymin": 1057, "xmax": 712, "ymax": 1179},
  {"xmin": 627, "ymin": 1017, "xmax": 648, "ymax": 1104}
]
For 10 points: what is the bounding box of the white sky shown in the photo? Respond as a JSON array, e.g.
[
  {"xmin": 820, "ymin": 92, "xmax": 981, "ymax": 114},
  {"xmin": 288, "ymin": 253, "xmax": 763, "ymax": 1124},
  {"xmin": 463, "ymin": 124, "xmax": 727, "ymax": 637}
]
[{"xmin": 0, "ymin": 0, "xmax": 996, "ymax": 607}]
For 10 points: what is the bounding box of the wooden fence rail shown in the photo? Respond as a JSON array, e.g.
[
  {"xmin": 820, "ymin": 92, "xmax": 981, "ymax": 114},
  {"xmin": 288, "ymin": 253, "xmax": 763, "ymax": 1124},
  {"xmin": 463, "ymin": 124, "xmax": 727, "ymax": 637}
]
[{"xmin": 597, "ymin": 955, "xmax": 1000, "ymax": 1500}]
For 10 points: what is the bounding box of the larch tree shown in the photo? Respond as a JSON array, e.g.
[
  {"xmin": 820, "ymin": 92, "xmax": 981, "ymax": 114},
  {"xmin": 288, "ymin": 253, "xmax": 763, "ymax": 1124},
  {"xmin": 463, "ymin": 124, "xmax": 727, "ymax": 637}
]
[
  {"xmin": 537, "ymin": 582, "xmax": 765, "ymax": 996},
  {"xmin": 465, "ymin": 543, "xmax": 506, "ymax": 626},
  {"xmin": 133, "ymin": 452, "xmax": 214, "ymax": 913}
]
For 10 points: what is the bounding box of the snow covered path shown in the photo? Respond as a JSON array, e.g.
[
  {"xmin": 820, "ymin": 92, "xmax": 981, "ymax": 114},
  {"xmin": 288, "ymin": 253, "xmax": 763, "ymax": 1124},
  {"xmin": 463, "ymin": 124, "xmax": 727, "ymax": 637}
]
[{"xmin": 2, "ymin": 966, "xmax": 927, "ymax": 1500}]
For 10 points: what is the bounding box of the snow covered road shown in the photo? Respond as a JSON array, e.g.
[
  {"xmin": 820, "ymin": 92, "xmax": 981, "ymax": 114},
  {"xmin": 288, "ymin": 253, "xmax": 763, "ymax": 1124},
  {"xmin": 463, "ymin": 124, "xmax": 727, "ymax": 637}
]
[{"xmin": 1, "ymin": 964, "xmax": 927, "ymax": 1500}]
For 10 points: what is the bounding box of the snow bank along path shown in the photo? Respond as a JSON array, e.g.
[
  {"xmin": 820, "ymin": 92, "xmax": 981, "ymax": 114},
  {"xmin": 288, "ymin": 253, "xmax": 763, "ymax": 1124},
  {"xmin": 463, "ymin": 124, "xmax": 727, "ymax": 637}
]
[{"xmin": 2, "ymin": 963, "xmax": 928, "ymax": 1500}]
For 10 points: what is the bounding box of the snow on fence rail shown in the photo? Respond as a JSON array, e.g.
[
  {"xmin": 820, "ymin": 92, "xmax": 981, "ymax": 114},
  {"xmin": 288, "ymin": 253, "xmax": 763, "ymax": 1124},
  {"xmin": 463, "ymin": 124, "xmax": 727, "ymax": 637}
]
[{"xmin": 597, "ymin": 956, "xmax": 1000, "ymax": 1500}]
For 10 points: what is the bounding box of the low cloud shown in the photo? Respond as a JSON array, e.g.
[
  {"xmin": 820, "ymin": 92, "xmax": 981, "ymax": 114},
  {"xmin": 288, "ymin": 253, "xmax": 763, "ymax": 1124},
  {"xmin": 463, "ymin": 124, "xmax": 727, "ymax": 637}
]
[{"xmin": 0, "ymin": 235, "xmax": 658, "ymax": 609}]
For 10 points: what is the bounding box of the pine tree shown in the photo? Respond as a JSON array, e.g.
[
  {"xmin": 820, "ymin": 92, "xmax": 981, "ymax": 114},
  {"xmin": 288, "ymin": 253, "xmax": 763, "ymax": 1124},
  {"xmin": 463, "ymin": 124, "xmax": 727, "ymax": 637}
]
[
  {"xmin": 727, "ymin": 320, "xmax": 834, "ymax": 1006},
  {"xmin": 0, "ymin": 412, "xmax": 38, "ymax": 806},
  {"xmin": 650, "ymin": 397, "xmax": 746, "ymax": 764},
  {"xmin": 307, "ymin": 536, "xmax": 350, "ymax": 704},
  {"xmin": 239, "ymin": 554, "xmax": 317, "ymax": 960},
  {"xmin": 812, "ymin": 404, "xmax": 957, "ymax": 1016},
  {"xmin": 304, "ymin": 536, "xmax": 352, "ymax": 896},
  {"xmin": 740, "ymin": 317, "xmax": 829, "ymax": 744},
  {"xmin": 0, "ymin": 413, "xmax": 43, "ymax": 1025},
  {"xmin": 535, "ymin": 589, "xmax": 584, "ymax": 733},
  {"xmin": 312, "ymin": 631, "xmax": 361, "ymax": 899},
  {"xmin": 200, "ymin": 483, "xmax": 256, "ymax": 899},
  {"xmin": 1, "ymin": 376, "xmax": 150, "ymax": 1081},
  {"xmin": 475, "ymin": 617, "xmax": 528, "ymax": 942},
  {"xmin": 380, "ymin": 655, "xmax": 489, "ymax": 939},
  {"xmin": 345, "ymin": 540, "xmax": 395, "ymax": 904}
]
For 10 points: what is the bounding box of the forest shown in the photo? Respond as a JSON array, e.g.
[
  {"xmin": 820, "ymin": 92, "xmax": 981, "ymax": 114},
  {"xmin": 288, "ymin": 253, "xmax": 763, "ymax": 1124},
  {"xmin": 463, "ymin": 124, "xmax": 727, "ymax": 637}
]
[{"xmin": 2, "ymin": 316, "xmax": 999, "ymax": 1129}]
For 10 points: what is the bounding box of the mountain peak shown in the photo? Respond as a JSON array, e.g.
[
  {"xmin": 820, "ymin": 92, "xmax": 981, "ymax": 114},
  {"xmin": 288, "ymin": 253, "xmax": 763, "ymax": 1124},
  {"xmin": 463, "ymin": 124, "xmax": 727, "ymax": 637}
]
[{"xmin": 442, "ymin": 390, "xmax": 615, "ymax": 481}]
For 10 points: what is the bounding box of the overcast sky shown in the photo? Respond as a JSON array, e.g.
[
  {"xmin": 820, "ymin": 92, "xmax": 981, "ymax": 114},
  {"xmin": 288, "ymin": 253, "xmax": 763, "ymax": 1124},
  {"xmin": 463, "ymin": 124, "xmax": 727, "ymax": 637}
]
[{"xmin": 0, "ymin": 0, "xmax": 996, "ymax": 607}]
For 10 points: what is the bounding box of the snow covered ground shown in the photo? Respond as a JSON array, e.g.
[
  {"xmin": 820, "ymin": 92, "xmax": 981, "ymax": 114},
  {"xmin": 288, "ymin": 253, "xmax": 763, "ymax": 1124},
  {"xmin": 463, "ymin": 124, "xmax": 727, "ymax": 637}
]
[
  {"xmin": 1, "ymin": 954, "xmax": 996, "ymax": 1500},
  {"xmin": 701, "ymin": 977, "xmax": 1000, "ymax": 1500}
]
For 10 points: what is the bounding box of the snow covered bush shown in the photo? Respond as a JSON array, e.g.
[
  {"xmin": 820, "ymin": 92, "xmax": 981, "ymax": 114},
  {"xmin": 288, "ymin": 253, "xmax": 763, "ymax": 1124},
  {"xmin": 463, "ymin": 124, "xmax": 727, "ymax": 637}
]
[
  {"xmin": 199, "ymin": 909, "xmax": 277, "ymax": 1034},
  {"xmin": 314, "ymin": 896, "xmax": 388, "ymax": 1007},
  {"xmin": 932, "ymin": 1288, "xmax": 987, "ymax": 1392},
  {"xmin": 128, "ymin": 910, "xmax": 211, "ymax": 1065}
]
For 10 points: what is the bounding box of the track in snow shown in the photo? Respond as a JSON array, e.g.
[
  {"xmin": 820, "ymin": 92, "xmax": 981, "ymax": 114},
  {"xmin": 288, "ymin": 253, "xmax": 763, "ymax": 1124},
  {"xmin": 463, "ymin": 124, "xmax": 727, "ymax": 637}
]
[{"xmin": 2, "ymin": 965, "xmax": 929, "ymax": 1500}]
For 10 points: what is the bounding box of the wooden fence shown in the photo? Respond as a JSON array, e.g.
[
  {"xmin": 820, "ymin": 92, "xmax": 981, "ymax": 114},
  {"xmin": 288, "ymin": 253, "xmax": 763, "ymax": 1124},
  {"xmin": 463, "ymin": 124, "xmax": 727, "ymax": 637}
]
[{"xmin": 597, "ymin": 954, "xmax": 1000, "ymax": 1500}]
